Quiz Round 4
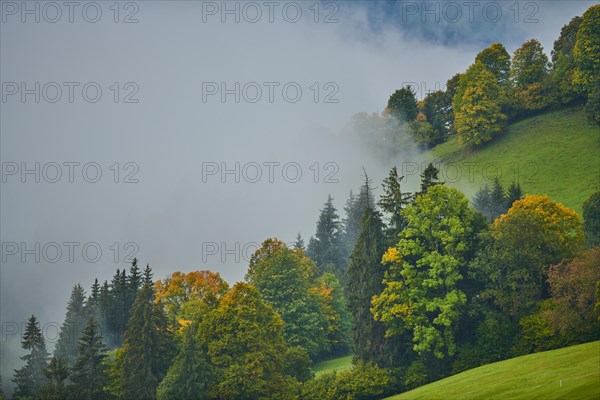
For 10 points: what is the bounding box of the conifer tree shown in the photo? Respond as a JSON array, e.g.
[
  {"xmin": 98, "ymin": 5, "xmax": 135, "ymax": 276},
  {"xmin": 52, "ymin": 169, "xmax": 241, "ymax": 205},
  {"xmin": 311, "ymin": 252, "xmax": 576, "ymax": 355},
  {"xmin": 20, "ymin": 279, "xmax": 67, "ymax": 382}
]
[
  {"xmin": 506, "ymin": 181, "xmax": 524, "ymax": 209},
  {"xmin": 346, "ymin": 208, "xmax": 395, "ymax": 366},
  {"xmin": 490, "ymin": 177, "xmax": 507, "ymax": 218},
  {"xmin": 69, "ymin": 318, "xmax": 109, "ymax": 400},
  {"xmin": 378, "ymin": 166, "xmax": 412, "ymax": 242},
  {"xmin": 108, "ymin": 269, "xmax": 128, "ymax": 346},
  {"xmin": 143, "ymin": 264, "xmax": 153, "ymax": 286},
  {"xmin": 121, "ymin": 283, "xmax": 175, "ymax": 400},
  {"xmin": 39, "ymin": 355, "xmax": 70, "ymax": 399},
  {"xmin": 127, "ymin": 258, "xmax": 142, "ymax": 311},
  {"xmin": 55, "ymin": 284, "xmax": 88, "ymax": 366},
  {"xmin": 342, "ymin": 172, "xmax": 375, "ymax": 261},
  {"xmin": 473, "ymin": 183, "xmax": 493, "ymax": 221},
  {"xmin": 293, "ymin": 233, "xmax": 305, "ymax": 250},
  {"xmin": 13, "ymin": 315, "xmax": 49, "ymax": 398},
  {"xmin": 419, "ymin": 163, "xmax": 443, "ymax": 195},
  {"xmin": 307, "ymin": 195, "xmax": 344, "ymax": 275}
]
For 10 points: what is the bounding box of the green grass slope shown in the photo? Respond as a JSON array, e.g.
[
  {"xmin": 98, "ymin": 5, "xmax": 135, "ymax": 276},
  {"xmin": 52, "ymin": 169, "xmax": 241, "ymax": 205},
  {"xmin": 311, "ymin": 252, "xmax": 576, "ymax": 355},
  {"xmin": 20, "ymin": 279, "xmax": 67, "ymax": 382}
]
[
  {"xmin": 386, "ymin": 341, "xmax": 600, "ymax": 400},
  {"xmin": 428, "ymin": 107, "xmax": 600, "ymax": 214},
  {"xmin": 312, "ymin": 355, "xmax": 353, "ymax": 376}
]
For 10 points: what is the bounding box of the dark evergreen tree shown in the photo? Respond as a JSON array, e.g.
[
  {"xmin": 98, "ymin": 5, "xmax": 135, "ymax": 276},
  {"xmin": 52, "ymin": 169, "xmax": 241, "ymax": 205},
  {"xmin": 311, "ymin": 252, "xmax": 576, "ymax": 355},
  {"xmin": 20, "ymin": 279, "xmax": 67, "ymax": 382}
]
[
  {"xmin": 55, "ymin": 284, "xmax": 88, "ymax": 366},
  {"xmin": 143, "ymin": 264, "xmax": 153, "ymax": 286},
  {"xmin": 12, "ymin": 315, "xmax": 49, "ymax": 398},
  {"xmin": 419, "ymin": 163, "xmax": 443, "ymax": 195},
  {"xmin": 293, "ymin": 233, "xmax": 305, "ymax": 250},
  {"xmin": 127, "ymin": 258, "xmax": 142, "ymax": 307},
  {"xmin": 490, "ymin": 177, "xmax": 507, "ymax": 218},
  {"xmin": 583, "ymin": 191, "xmax": 600, "ymax": 246},
  {"xmin": 473, "ymin": 184, "xmax": 493, "ymax": 221},
  {"xmin": 346, "ymin": 208, "xmax": 397, "ymax": 367},
  {"xmin": 69, "ymin": 318, "xmax": 109, "ymax": 400},
  {"xmin": 306, "ymin": 195, "xmax": 344, "ymax": 276},
  {"xmin": 39, "ymin": 355, "xmax": 70, "ymax": 399},
  {"xmin": 506, "ymin": 181, "xmax": 524, "ymax": 209},
  {"xmin": 342, "ymin": 173, "xmax": 376, "ymax": 262},
  {"xmin": 378, "ymin": 166, "xmax": 412, "ymax": 242},
  {"xmin": 98, "ymin": 281, "xmax": 113, "ymax": 346},
  {"xmin": 108, "ymin": 269, "xmax": 128, "ymax": 346},
  {"xmin": 121, "ymin": 283, "xmax": 175, "ymax": 400},
  {"xmin": 387, "ymin": 86, "xmax": 419, "ymax": 121}
]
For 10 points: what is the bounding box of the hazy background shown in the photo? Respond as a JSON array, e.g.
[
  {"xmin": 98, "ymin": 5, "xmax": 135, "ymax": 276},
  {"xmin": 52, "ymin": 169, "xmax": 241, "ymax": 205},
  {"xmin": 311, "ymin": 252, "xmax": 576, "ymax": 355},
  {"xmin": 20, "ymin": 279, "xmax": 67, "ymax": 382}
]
[{"xmin": 1, "ymin": 0, "xmax": 595, "ymax": 385}]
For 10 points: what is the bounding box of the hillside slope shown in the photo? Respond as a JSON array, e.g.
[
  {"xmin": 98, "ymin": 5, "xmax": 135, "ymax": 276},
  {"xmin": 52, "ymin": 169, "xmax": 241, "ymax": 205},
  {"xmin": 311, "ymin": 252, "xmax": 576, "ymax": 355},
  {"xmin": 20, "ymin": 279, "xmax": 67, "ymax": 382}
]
[
  {"xmin": 386, "ymin": 341, "xmax": 600, "ymax": 400},
  {"xmin": 428, "ymin": 107, "xmax": 600, "ymax": 214}
]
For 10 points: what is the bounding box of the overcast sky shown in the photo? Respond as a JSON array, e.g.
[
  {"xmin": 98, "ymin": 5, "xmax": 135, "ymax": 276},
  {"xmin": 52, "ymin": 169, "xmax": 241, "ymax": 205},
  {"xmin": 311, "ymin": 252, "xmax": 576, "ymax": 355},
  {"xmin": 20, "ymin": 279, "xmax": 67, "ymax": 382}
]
[{"xmin": 1, "ymin": 0, "xmax": 595, "ymax": 379}]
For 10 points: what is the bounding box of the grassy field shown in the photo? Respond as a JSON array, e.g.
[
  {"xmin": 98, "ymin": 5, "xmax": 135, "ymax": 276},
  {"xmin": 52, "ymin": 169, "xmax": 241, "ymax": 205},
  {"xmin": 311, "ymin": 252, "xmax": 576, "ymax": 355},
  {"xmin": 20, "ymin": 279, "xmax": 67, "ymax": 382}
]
[
  {"xmin": 427, "ymin": 107, "xmax": 600, "ymax": 214},
  {"xmin": 386, "ymin": 341, "xmax": 600, "ymax": 400},
  {"xmin": 312, "ymin": 354, "xmax": 354, "ymax": 376}
]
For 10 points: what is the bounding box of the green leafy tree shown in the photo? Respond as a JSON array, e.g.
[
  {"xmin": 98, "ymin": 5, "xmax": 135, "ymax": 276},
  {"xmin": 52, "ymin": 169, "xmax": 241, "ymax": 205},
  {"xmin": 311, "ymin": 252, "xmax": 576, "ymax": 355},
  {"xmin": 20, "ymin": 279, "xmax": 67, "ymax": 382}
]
[
  {"xmin": 550, "ymin": 16, "xmax": 584, "ymax": 106},
  {"xmin": 55, "ymin": 285, "xmax": 88, "ymax": 366},
  {"xmin": 472, "ymin": 195, "xmax": 585, "ymax": 319},
  {"xmin": 69, "ymin": 318, "xmax": 109, "ymax": 400},
  {"xmin": 246, "ymin": 239, "xmax": 328, "ymax": 358},
  {"xmin": 347, "ymin": 207, "xmax": 401, "ymax": 367},
  {"xmin": 453, "ymin": 61, "xmax": 506, "ymax": 145},
  {"xmin": 386, "ymin": 86, "xmax": 419, "ymax": 122},
  {"xmin": 157, "ymin": 324, "xmax": 211, "ymax": 400},
  {"xmin": 583, "ymin": 191, "xmax": 600, "ymax": 246},
  {"xmin": 511, "ymin": 39, "xmax": 549, "ymax": 88},
  {"xmin": 372, "ymin": 186, "xmax": 478, "ymax": 358},
  {"xmin": 573, "ymin": 5, "xmax": 600, "ymax": 96},
  {"xmin": 313, "ymin": 273, "xmax": 351, "ymax": 355},
  {"xmin": 121, "ymin": 283, "xmax": 176, "ymax": 400},
  {"xmin": 475, "ymin": 43, "xmax": 511, "ymax": 86},
  {"xmin": 199, "ymin": 283, "xmax": 299, "ymax": 399},
  {"xmin": 13, "ymin": 315, "xmax": 49, "ymax": 398}
]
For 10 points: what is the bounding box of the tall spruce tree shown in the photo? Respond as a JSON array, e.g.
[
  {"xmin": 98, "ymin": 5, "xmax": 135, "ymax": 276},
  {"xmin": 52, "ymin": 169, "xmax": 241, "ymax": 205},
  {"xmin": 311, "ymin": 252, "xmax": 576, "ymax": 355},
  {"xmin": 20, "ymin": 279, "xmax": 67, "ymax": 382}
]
[
  {"xmin": 121, "ymin": 283, "xmax": 175, "ymax": 400},
  {"xmin": 342, "ymin": 173, "xmax": 376, "ymax": 261},
  {"xmin": 108, "ymin": 269, "xmax": 128, "ymax": 346},
  {"xmin": 490, "ymin": 177, "xmax": 507, "ymax": 218},
  {"xmin": 473, "ymin": 183, "xmax": 493, "ymax": 221},
  {"xmin": 143, "ymin": 264, "xmax": 153, "ymax": 286},
  {"xmin": 306, "ymin": 195, "xmax": 344, "ymax": 276},
  {"xmin": 419, "ymin": 163, "xmax": 444, "ymax": 195},
  {"xmin": 39, "ymin": 355, "xmax": 70, "ymax": 399},
  {"xmin": 55, "ymin": 284, "xmax": 88, "ymax": 366},
  {"xmin": 378, "ymin": 166, "xmax": 412, "ymax": 242},
  {"xmin": 13, "ymin": 315, "xmax": 49, "ymax": 398},
  {"xmin": 69, "ymin": 318, "xmax": 109, "ymax": 400},
  {"xmin": 506, "ymin": 181, "xmax": 524, "ymax": 209},
  {"xmin": 293, "ymin": 233, "xmax": 305, "ymax": 250},
  {"xmin": 346, "ymin": 208, "xmax": 394, "ymax": 366}
]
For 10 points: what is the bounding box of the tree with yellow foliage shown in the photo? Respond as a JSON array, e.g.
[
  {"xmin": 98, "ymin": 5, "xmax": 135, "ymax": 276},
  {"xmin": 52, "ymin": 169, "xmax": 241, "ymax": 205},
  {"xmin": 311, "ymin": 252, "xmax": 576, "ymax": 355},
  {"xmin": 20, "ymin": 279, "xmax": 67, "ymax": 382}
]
[{"xmin": 452, "ymin": 61, "xmax": 507, "ymax": 145}]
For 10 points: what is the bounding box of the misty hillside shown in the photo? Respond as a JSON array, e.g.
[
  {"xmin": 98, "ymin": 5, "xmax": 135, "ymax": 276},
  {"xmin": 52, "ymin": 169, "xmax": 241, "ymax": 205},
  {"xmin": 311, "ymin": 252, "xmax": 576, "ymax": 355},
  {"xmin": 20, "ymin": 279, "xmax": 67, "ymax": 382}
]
[{"xmin": 2, "ymin": 2, "xmax": 599, "ymax": 400}]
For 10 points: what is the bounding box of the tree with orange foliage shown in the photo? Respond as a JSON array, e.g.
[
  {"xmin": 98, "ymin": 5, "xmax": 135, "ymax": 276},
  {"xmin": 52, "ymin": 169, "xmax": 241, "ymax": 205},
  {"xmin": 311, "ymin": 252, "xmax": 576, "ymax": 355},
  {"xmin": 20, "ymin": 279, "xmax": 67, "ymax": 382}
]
[
  {"xmin": 154, "ymin": 270, "xmax": 229, "ymax": 328},
  {"xmin": 545, "ymin": 247, "xmax": 600, "ymax": 342}
]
